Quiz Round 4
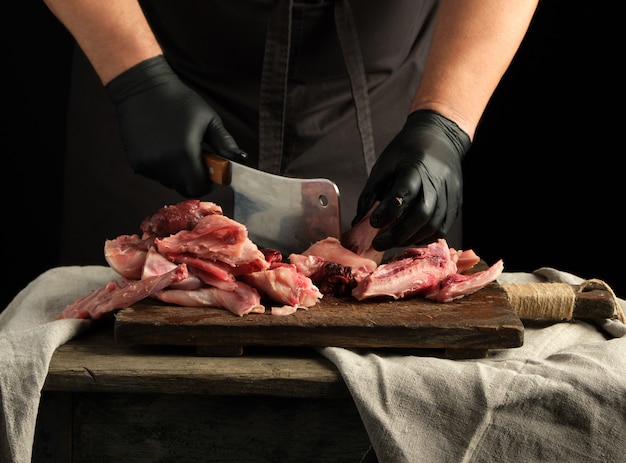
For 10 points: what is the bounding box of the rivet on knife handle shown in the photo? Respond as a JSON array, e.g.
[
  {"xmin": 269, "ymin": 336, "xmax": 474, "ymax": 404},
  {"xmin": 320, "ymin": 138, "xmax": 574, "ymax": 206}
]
[{"xmin": 203, "ymin": 153, "xmax": 231, "ymax": 185}]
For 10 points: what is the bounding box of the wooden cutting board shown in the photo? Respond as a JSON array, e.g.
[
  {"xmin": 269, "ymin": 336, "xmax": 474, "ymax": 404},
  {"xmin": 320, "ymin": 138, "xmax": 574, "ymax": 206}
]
[{"xmin": 114, "ymin": 275, "xmax": 523, "ymax": 359}]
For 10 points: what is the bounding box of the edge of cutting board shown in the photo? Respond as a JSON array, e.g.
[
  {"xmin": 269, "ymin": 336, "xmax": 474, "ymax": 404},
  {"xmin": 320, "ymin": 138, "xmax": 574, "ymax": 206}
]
[{"xmin": 114, "ymin": 279, "xmax": 523, "ymax": 356}]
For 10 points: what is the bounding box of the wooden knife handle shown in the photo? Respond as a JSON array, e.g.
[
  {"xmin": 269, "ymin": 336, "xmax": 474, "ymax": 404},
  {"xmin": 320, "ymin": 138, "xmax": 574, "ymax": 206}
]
[{"xmin": 203, "ymin": 153, "xmax": 231, "ymax": 185}]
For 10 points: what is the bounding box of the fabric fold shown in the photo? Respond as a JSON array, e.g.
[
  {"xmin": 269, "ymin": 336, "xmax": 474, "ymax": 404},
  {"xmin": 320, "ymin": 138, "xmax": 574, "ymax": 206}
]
[
  {"xmin": 320, "ymin": 269, "xmax": 626, "ymax": 463},
  {"xmin": 1, "ymin": 266, "xmax": 624, "ymax": 463},
  {"xmin": 0, "ymin": 266, "xmax": 114, "ymax": 463}
]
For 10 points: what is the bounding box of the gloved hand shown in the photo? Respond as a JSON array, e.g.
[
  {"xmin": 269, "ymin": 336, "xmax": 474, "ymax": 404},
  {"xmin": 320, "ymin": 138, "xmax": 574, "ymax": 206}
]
[
  {"xmin": 353, "ymin": 109, "xmax": 471, "ymax": 251},
  {"xmin": 105, "ymin": 55, "xmax": 247, "ymax": 197}
]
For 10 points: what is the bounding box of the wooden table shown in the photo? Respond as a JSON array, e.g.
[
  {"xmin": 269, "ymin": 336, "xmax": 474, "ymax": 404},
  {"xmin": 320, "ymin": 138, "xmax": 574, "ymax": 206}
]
[{"xmin": 34, "ymin": 319, "xmax": 372, "ymax": 463}]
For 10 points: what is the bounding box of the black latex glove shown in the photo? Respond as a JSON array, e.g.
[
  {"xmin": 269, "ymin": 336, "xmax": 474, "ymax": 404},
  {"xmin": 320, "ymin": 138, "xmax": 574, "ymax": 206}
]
[
  {"xmin": 353, "ymin": 109, "xmax": 471, "ymax": 251},
  {"xmin": 105, "ymin": 55, "xmax": 246, "ymax": 197}
]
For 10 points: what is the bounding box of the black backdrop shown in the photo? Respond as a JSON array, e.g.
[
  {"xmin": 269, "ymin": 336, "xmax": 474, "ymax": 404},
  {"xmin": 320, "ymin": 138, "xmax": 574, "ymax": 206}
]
[
  {"xmin": 462, "ymin": 3, "xmax": 622, "ymax": 296},
  {"xmin": 2, "ymin": 1, "xmax": 623, "ymax": 309}
]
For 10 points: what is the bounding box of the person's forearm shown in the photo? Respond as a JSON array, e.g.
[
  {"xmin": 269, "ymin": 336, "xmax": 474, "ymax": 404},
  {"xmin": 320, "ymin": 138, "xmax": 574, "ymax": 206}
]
[
  {"xmin": 412, "ymin": 0, "xmax": 539, "ymax": 140},
  {"xmin": 43, "ymin": 0, "xmax": 162, "ymax": 85}
]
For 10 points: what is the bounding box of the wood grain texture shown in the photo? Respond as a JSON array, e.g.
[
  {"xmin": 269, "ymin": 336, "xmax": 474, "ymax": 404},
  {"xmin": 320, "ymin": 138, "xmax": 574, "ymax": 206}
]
[
  {"xmin": 115, "ymin": 281, "xmax": 523, "ymax": 355},
  {"xmin": 571, "ymin": 289, "xmax": 615, "ymax": 319},
  {"xmin": 39, "ymin": 324, "xmax": 371, "ymax": 461},
  {"xmin": 44, "ymin": 322, "xmax": 350, "ymax": 398},
  {"xmin": 203, "ymin": 152, "xmax": 231, "ymax": 185}
]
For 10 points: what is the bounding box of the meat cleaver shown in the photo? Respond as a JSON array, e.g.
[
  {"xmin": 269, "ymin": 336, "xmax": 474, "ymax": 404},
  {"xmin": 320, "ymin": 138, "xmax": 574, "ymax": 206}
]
[{"xmin": 203, "ymin": 153, "xmax": 341, "ymax": 255}]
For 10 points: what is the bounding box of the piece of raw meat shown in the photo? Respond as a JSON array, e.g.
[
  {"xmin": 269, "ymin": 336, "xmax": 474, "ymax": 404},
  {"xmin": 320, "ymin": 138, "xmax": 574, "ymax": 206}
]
[
  {"xmin": 140, "ymin": 199, "xmax": 223, "ymax": 239},
  {"xmin": 288, "ymin": 254, "xmax": 325, "ymax": 277},
  {"xmin": 155, "ymin": 214, "xmax": 269, "ymax": 271},
  {"xmin": 425, "ymin": 259, "xmax": 504, "ymax": 302},
  {"xmin": 453, "ymin": 248, "xmax": 481, "ymax": 274},
  {"xmin": 163, "ymin": 252, "xmax": 238, "ymax": 290},
  {"xmin": 104, "ymin": 234, "xmax": 150, "ymax": 280},
  {"xmin": 141, "ymin": 247, "xmax": 204, "ymax": 291},
  {"xmin": 155, "ymin": 281, "xmax": 264, "ymax": 316},
  {"xmin": 61, "ymin": 199, "xmax": 321, "ymax": 319},
  {"xmin": 289, "ymin": 254, "xmax": 356, "ymax": 297},
  {"xmin": 288, "ymin": 253, "xmax": 355, "ymax": 296},
  {"xmin": 57, "ymin": 264, "xmax": 189, "ymax": 320},
  {"xmin": 302, "ymin": 237, "xmax": 377, "ymax": 283},
  {"xmin": 309, "ymin": 262, "xmax": 356, "ymax": 296},
  {"xmin": 240, "ymin": 264, "xmax": 323, "ymax": 308},
  {"xmin": 63, "ymin": 194, "xmax": 503, "ymax": 322},
  {"xmin": 351, "ymin": 238, "xmax": 503, "ymax": 302},
  {"xmin": 155, "ymin": 213, "xmax": 246, "ymax": 257},
  {"xmin": 340, "ymin": 201, "xmax": 384, "ymax": 265},
  {"xmin": 261, "ymin": 248, "xmax": 284, "ymax": 266},
  {"xmin": 351, "ymin": 239, "xmax": 458, "ymax": 301}
]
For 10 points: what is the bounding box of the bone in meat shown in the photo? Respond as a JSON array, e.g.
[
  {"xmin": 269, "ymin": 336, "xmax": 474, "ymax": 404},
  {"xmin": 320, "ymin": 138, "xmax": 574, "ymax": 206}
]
[
  {"xmin": 155, "ymin": 281, "xmax": 264, "ymax": 316},
  {"xmin": 142, "ymin": 247, "xmax": 204, "ymax": 291},
  {"xmin": 57, "ymin": 264, "xmax": 189, "ymax": 320},
  {"xmin": 104, "ymin": 234, "xmax": 150, "ymax": 280},
  {"xmin": 302, "ymin": 237, "xmax": 377, "ymax": 283},
  {"xmin": 351, "ymin": 239, "xmax": 458, "ymax": 301},
  {"xmin": 140, "ymin": 199, "xmax": 223, "ymax": 239},
  {"xmin": 425, "ymin": 259, "xmax": 504, "ymax": 302},
  {"xmin": 155, "ymin": 214, "xmax": 269, "ymax": 271},
  {"xmin": 340, "ymin": 201, "xmax": 384, "ymax": 265},
  {"xmin": 240, "ymin": 264, "xmax": 323, "ymax": 308},
  {"xmin": 163, "ymin": 252, "xmax": 238, "ymax": 290}
]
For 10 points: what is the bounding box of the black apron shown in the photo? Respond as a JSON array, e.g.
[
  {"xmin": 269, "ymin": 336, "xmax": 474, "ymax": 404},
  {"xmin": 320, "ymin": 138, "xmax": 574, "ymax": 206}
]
[{"xmin": 60, "ymin": 0, "xmax": 447, "ymax": 266}]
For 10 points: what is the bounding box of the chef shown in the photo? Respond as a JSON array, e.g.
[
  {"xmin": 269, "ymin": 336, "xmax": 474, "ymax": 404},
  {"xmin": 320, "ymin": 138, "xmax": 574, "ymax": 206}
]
[{"xmin": 43, "ymin": 0, "xmax": 539, "ymax": 266}]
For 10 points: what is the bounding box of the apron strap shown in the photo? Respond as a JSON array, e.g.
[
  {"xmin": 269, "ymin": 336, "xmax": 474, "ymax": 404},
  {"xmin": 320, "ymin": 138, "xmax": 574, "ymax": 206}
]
[
  {"xmin": 258, "ymin": 0, "xmax": 376, "ymax": 174},
  {"xmin": 334, "ymin": 0, "xmax": 377, "ymax": 173},
  {"xmin": 258, "ymin": 0, "xmax": 293, "ymax": 174}
]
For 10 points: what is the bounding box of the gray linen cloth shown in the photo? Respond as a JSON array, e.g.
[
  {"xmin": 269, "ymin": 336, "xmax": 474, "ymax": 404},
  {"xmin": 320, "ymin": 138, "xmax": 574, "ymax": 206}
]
[
  {"xmin": 1, "ymin": 266, "xmax": 625, "ymax": 463},
  {"xmin": 320, "ymin": 268, "xmax": 626, "ymax": 463},
  {"xmin": 0, "ymin": 266, "xmax": 113, "ymax": 463}
]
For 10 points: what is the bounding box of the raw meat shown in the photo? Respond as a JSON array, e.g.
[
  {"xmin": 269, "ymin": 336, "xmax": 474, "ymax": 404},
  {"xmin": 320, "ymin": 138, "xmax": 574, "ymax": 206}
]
[
  {"xmin": 261, "ymin": 248, "xmax": 284, "ymax": 266},
  {"xmin": 104, "ymin": 234, "xmax": 150, "ymax": 280},
  {"xmin": 155, "ymin": 214, "xmax": 248, "ymax": 261},
  {"xmin": 309, "ymin": 262, "xmax": 356, "ymax": 296},
  {"xmin": 60, "ymin": 198, "xmax": 503, "ymax": 321},
  {"xmin": 340, "ymin": 201, "xmax": 384, "ymax": 265},
  {"xmin": 302, "ymin": 237, "xmax": 377, "ymax": 282},
  {"xmin": 240, "ymin": 264, "xmax": 323, "ymax": 308},
  {"xmin": 58, "ymin": 264, "xmax": 189, "ymax": 320},
  {"xmin": 140, "ymin": 199, "xmax": 223, "ymax": 239},
  {"xmin": 352, "ymin": 239, "xmax": 457, "ymax": 301},
  {"xmin": 60, "ymin": 201, "xmax": 322, "ymax": 320},
  {"xmin": 351, "ymin": 239, "xmax": 503, "ymax": 302},
  {"xmin": 163, "ymin": 252, "xmax": 238, "ymax": 290},
  {"xmin": 425, "ymin": 259, "xmax": 504, "ymax": 302},
  {"xmin": 141, "ymin": 247, "xmax": 204, "ymax": 291},
  {"xmin": 288, "ymin": 254, "xmax": 325, "ymax": 277},
  {"xmin": 452, "ymin": 248, "xmax": 481, "ymax": 273},
  {"xmin": 288, "ymin": 254, "xmax": 355, "ymax": 296},
  {"xmin": 270, "ymin": 305, "xmax": 299, "ymax": 316},
  {"xmin": 155, "ymin": 281, "xmax": 264, "ymax": 316},
  {"xmin": 155, "ymin": 214, "xmax": 270, "ymax": 273}
]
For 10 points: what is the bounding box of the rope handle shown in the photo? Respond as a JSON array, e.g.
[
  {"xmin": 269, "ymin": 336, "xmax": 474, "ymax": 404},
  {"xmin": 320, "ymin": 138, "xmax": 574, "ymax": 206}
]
[{"xmin": 501, "ymin": 280, "xmax": 625, "ymax": 324}]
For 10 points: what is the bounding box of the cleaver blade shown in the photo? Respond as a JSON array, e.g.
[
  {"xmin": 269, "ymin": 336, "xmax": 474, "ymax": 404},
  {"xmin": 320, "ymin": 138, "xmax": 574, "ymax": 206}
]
[{"xmin": 203, "ymin": 153, "xmax": 341, "ymax": 255}]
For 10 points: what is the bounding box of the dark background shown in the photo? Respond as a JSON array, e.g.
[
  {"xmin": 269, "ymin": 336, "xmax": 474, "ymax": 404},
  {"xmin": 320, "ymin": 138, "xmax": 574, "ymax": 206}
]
[{"xmin": 2, "ymin": 1, "xmax": 623, "ymax": 309}]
